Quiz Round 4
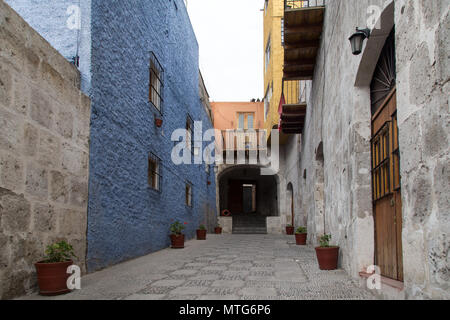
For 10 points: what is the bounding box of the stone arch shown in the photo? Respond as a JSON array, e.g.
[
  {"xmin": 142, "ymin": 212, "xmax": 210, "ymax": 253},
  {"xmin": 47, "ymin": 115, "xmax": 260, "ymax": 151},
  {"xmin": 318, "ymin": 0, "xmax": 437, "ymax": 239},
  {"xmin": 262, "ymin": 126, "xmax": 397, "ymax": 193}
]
[
  {"xmin": 216, "ymin": 164, "xmax": 279, "ymax": 217},
  {"xmin": 286, "ymin": 182, "xmax": 294, "ymax": 226}
]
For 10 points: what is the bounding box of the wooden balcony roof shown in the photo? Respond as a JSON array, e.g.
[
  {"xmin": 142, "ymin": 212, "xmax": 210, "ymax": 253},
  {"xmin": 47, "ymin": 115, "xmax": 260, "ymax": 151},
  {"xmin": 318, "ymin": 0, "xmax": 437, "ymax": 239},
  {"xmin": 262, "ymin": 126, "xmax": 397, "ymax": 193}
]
[{"xmin": 283, "ymin": 5, "xmax": 325, "ymax": 80}]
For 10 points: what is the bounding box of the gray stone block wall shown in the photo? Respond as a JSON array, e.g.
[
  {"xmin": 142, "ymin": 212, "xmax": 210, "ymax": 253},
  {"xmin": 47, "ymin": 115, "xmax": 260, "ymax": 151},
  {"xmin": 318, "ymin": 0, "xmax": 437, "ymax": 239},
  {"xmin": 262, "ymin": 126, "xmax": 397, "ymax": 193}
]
[
  {"xmin": 395, "ymin": 0, "xmax": 449, "ymax": 299},
  {"xmin": 295, "ymin": 0, "xmax": 449, "ymax": 299},
  {"xmin": 0, "ymin": 0, "xmax": 91, "ymax": 299}
]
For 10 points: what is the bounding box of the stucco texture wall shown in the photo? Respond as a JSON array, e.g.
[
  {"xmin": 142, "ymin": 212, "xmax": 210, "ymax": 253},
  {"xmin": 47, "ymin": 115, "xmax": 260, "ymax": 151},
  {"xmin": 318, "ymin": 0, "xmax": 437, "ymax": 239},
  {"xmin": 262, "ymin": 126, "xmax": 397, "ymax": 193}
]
[
  {"xmin": 298, "ymin": 0, "xmax": 449, "ymax": 299},
  {"xmin": 86, "ymin": 0, "xmax": 216, "ymax": 272},
  {"xmin": 395, "ymin": 0, "xmax": 449, "ymax": 299},
  {"xmin": 0, "ymin": 0, "xmax": 91, "ymax": 299}
]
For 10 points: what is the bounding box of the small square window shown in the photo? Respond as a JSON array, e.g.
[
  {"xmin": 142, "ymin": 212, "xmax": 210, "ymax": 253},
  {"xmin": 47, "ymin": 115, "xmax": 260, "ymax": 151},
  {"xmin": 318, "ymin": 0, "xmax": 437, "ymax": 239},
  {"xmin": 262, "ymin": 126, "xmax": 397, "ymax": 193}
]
[
  {"xmin": 148, "ymin": 152, "xmax": 161, "ymax": 191},
  {"xmin": 185, "ymin": 182, "xmax": 193, "ymax": 207}
]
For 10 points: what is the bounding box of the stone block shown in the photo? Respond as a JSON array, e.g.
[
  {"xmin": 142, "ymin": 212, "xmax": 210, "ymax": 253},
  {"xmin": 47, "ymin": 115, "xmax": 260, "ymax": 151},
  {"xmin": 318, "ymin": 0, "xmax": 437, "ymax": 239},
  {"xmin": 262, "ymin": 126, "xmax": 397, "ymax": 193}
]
[
  {"xmin": 25, "ymin": 163, "xmax": 48, "ymax": 199},
  {"xmin": 49, "ymin": 170, "xmax": 69, "ymax": 204},
  {"xmin": 61, "ymin": 142, "xmax": 88, "ymax": 176},
  {"xmin": 23, "ymin": 122, "xmax": 38, "ymax": 157},
  {"xmin": 69, "ymin": 177, "xmax": 88, "ymax": 208},
  {"xmin": 0, "ymin": 233, "xmax": 9, "ymax": 268},
  {"xmin": 0, "ymin": 62, "xmax": 13, "ymax": 107},
  {"xmin": 30, "ymin": 87, "xmax": 53, "ymax": 130},
  {"xmin": 0, "ymin": 107, "xmax": 23, "ymax": 153},
  {"xmin": 58, "ymin": 209, "xmax": 86, "ymax": 237},
  {"xmin": 0, "ymin": 152, "xmax": 24, "ymax": 191},
  {"xmin": 0, "ymin": 187, "xmax": 31, "ymax": 232},
  {"xmin": 55, "ymin": 107, "xmax": 74, "ymax": 139},
  {"xmin": 37, "ymin": 130, "xmax": 61, "ymax": 168},
  {"xmin": 33, "ymin": 203, "xmax": 56, "ymax": 233}
]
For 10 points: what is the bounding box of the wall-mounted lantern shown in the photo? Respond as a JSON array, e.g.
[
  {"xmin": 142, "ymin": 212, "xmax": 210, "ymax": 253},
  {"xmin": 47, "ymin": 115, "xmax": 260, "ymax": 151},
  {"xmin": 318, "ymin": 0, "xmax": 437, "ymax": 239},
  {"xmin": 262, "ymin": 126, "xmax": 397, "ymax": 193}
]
[{"xmin": 349, "ymin": 28, "xmax": 371, "ymax": 55}]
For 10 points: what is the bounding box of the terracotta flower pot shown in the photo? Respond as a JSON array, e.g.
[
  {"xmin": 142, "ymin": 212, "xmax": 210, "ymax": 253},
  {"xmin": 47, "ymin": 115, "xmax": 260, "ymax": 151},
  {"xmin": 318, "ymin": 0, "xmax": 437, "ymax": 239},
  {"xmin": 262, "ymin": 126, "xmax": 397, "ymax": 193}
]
[
  {"xmin": 315, "ymin": 246, "xmax": 340, "ymax": 270},
  {"xmin": 170, "ymin": 234, "xmax": 185, "ymax": 248},
  {"xmin": 295, "ymin": 233, "xmax": 307, "ymax": 245},
  {"xmin": 286, "ymin": 226, "xmax": 295, "ymax": 235},
  {"xmin": 214, "ymin": 227, "xmax": 222, "ymax": 234},
  {"xmin": 155, "ymin": 118, "xmax": 163, "ymax": 127},
  {"xmin": 34, "ymin": 260, "xmax": 73, "ymax": 296},
  {"xmin": 196, "ymin": 229, "xmax": 207, "ymax": 240}
]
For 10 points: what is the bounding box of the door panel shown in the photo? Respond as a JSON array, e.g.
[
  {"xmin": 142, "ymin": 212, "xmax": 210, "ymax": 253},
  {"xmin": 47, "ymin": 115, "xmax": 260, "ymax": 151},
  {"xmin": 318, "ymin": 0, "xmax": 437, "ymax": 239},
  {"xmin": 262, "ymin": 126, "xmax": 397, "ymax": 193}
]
[{"xmin": 371, "ymin": 88, "xmax": 403, "ymax": 282}]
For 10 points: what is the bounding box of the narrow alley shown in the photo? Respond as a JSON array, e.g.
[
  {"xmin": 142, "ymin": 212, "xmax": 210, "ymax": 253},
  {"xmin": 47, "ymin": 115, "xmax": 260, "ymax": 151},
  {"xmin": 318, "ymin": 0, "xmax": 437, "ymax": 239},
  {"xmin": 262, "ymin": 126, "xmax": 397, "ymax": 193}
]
[{"xmin": 20, "ymin": 235, "xmax": 376, "ymax": 300}]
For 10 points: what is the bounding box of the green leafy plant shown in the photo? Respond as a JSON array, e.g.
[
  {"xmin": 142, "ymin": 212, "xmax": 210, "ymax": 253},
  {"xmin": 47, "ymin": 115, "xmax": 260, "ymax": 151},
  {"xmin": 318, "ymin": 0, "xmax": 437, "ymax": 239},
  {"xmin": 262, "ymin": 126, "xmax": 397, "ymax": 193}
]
[
  {"xmin": 296, "ymin": 226, "xmax": 307, "ymax": 234},
  {"xmin": 198, "ymin": 224, "xmax": 206, "ymax": 231},
  {"xmin": 170, "ymin": 221, "xmax": 186, "ymax": 235},
  {"xmin": 286, "ymin": 224, "xmax": 293, "ymax": 227},
  {"xmin": 43, "ymin": 241, "xmax": 77, "ymax": 263},
  {"xmin": 319, "ymin": 234, "xmax": 332, "ymax": 247}
]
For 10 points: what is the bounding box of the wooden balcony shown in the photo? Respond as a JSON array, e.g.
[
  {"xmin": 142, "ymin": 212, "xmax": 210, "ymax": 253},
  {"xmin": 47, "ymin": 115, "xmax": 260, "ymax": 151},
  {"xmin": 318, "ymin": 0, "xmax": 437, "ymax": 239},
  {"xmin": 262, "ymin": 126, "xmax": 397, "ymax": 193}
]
[
  {"xmin": 220, "ymin": 129, "xmax": 267, "ymax": 153},
  {"xmin": 280, "ymin": 79, "xmax": 309, "ymax": 135},
  {"xmin": 283, "ymin": 0, "xmax": 325, "ymax": 80}
]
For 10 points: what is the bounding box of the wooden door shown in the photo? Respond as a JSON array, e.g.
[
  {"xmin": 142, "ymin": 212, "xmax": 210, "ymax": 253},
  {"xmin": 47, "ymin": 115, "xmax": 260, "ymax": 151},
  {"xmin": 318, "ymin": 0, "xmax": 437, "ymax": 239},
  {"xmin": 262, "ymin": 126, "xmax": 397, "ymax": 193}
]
[{"xmin": 371, "ymin": 88, "xmax": 403, "ymax": 281}]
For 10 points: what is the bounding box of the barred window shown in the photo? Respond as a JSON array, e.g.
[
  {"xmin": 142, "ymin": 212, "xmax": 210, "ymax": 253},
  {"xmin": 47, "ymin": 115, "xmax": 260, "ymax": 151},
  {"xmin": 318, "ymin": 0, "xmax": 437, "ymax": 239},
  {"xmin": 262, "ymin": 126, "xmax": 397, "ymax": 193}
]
[
  {"xmin": 186, "ymin": 115, "xmax": 194, "ymax": 152},
  {"xmin": 148, "ymin": 152, "xmax": 161, "ymax": 191},
  {"xmin": 149, "ymin": 52, "xmax": 164, "ymax": 113},
  {"xmin": 185, "ymin": 182, "xmax": 193, "ymax": 207}
]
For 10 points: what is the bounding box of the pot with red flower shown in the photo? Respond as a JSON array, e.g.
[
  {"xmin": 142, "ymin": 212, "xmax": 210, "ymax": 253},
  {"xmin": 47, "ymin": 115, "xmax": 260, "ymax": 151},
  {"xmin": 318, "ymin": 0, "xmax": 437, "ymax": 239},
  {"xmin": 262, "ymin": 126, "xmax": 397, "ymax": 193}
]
[
  {"xmin": 155, "ymin": 118, "xmax": 163, "ymax": 127},
  {"xmin": 170, "ymin": 221, "xmax": 186, "ymax": 249},
  {"xmin": 196, "ymin": 225, "xmax": 207, "ymax": 240},
  {"xmin": 286, "ymin": 224, "xmax": 295, "ymax": 235},
  {"xmin": 214, "ymin": 224, "xmax": 222, "ymax": 234},
  {"xmin": 295, "ymin": 226, "xmax": 307, "ymax": 245}
]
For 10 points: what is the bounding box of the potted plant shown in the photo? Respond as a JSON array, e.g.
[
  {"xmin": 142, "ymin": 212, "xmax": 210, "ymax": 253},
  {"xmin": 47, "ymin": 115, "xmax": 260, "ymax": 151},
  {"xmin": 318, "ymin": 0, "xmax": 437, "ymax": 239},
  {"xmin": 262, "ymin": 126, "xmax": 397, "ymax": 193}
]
[
  {"xmin": 315, "ymin": 234, "xmax": 339, "ymax": 270},
  {"xmin": 295, "ymin": 226, "xmax": 307, "ymax": 245},
  {"xmin": 286, "ymin": 224, "xmax": 295, "ymax": 235},
  {"xmin": 155, "ymin": 117, "xmax": 163, "ymax": 127},
  {"xmin": 196, "ymin": 224, "xmax": 207, "ymax": 240},
  {"xmin": 214, "ymin": 224, "xmax": 222, "ymax": 234},
  {"xmin": 34, "ymin": 241, "xmax": 77, "ymax": 296},
  {"xmin": 170, "ymin": 221, "xmax": 186, "ymax": 249}
]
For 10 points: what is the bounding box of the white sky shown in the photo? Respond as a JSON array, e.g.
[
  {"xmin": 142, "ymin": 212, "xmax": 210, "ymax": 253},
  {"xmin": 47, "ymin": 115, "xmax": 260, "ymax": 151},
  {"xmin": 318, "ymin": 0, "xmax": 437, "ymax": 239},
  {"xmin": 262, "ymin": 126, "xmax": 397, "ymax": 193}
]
[{"xmin": 187, "ymin": 0, "xmax": 264, "ymax": 102}]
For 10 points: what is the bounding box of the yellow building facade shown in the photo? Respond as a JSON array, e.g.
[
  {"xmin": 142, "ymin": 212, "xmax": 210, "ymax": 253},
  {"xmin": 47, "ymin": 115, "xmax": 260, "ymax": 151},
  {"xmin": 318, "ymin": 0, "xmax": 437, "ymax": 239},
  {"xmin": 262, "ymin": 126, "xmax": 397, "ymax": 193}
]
[
  {"xmin": 262, "ymin": 0, "xmax": 284, "ymax": 139},
  {"xmin": 263, "ymin": 0, "xmax": 302, "ymax": 142}
]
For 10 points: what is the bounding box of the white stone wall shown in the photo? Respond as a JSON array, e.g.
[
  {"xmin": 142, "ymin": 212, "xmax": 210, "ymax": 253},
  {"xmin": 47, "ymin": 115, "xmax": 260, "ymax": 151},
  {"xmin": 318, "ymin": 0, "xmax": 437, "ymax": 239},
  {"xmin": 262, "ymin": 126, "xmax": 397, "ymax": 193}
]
[
  {"xmin": 0, "ymin": 0, "xmax": 91, "ymax": 299},
  {"xmin": 297, "ymin": 0, "xmax": 449, "ymax": 299},
  {"xmin": 395, "ymin": 0, "xmax": 450, "ymax": 299}
]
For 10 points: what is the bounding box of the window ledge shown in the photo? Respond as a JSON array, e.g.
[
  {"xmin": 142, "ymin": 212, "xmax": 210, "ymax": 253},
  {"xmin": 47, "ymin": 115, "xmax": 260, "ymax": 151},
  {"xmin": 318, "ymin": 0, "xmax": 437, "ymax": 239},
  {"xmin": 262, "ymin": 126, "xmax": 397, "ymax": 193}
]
[{"xmin": 359, "ymin": 272, "xmax": 404, "ymax": 291}]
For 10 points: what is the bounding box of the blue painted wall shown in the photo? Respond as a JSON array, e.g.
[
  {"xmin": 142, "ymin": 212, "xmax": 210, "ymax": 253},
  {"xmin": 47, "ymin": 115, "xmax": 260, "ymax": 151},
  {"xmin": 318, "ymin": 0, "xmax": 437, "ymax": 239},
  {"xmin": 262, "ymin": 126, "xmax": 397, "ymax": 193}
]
[{"xmin": 6, "ymin": 0, "xmax": 217, "ymax": 272}]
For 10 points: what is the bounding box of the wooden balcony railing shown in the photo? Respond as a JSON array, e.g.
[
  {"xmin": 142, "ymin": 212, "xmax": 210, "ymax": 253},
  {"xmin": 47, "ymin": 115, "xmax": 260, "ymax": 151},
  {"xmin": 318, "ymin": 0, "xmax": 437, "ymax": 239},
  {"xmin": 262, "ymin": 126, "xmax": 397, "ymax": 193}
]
[
  {"xmin": 285, "ymin": 0, "xmax": 325, "ymax": 10},
  {"xmin": 219, "ymin": 130, "xmax": 267, "ymax": 152}
]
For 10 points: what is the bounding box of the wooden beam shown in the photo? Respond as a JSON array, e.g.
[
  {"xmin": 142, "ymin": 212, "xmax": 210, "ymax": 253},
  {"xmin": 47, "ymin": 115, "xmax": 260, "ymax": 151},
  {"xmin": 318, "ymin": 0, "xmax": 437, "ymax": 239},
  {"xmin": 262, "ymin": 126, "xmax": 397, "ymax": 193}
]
[
  {"xmin": 284, "ymin": 25, "xmax": 323, "ymax": 35},
  {"xmin": 284, "ymin": 40, "xmax": 320, "ymax": 51},
  {"xmin": 284, "ymin": 59, "xmax": 316, "ymax": 68},
  {"xmin": 282, "ymin": 129, "xmax": 303, "ymax": 135},
  {"xmin": 281, "ymin": 122, "xmax": 304, "ymax": 128},
  {"xmin": 281, "ymin": 115, "xmax": 306, "ymax": 122},
  {"xmin": 282, "ymin": 103, "xmax": 307, "ymax": 114},
  {"xmin": 283, "ymin": 70, "xmax": 314, "ymax": 80}
]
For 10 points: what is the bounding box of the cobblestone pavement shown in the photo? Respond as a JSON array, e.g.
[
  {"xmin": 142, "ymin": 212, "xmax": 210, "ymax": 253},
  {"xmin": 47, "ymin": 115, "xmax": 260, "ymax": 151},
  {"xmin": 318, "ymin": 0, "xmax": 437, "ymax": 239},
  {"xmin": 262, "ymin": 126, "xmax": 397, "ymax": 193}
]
[{"xmin": 21, "ymin": 235, "xmax": 378, "ymax": 300}]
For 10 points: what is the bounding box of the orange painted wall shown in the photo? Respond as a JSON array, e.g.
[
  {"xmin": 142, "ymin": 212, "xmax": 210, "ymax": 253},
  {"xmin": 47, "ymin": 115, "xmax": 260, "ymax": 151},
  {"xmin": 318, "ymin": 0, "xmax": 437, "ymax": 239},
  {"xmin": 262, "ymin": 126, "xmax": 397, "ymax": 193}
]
[{"xmin": 211, "ymin": 102, "xmax": 265, "ymax": 130}]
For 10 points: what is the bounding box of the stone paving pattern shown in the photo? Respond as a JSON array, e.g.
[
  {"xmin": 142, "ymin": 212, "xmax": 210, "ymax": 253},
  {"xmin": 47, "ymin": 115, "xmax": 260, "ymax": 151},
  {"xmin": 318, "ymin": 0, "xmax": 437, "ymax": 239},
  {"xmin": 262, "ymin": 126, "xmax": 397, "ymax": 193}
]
[{"xmin": 20, "ymin": 235, "xmax": 378, "ymax": 300}]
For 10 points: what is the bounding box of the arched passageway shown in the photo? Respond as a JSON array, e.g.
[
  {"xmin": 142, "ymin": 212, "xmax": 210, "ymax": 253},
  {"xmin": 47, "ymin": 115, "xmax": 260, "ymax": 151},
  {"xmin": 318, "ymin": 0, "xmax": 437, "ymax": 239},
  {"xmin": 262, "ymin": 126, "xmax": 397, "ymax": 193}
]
[{"xmin": 218, "ymin": 166, "xmax": 278, "ymax": 233}]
